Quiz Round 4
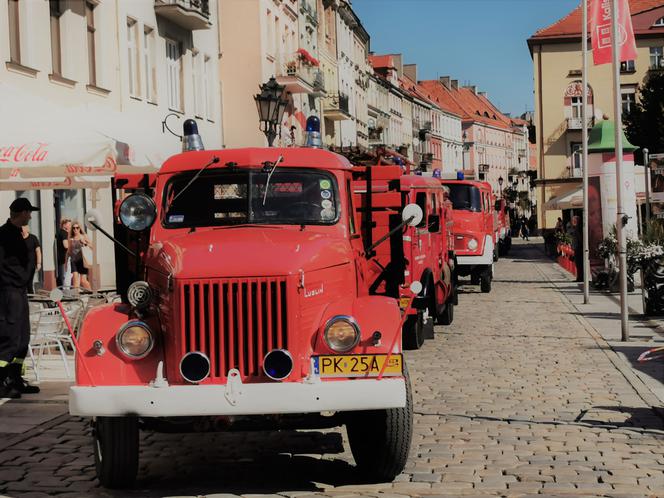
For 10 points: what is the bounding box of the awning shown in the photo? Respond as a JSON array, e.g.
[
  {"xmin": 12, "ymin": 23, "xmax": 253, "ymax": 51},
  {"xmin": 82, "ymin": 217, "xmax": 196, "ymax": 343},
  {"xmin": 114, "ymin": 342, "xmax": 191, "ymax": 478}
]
[
  {"xmin": 0, "ymin": 83, "xmax": 162, "ymax": 180},
  {"xmin": 544, "ymin": 185, "xmax": 583, "ymax": 210}
]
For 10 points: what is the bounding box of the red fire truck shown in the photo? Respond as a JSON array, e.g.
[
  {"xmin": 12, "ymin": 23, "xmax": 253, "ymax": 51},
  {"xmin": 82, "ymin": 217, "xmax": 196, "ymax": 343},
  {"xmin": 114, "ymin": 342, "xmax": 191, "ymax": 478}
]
[
  {"xmin": 495, "ymin": 197, "xmax": 511, "ymax": 256},
  {"xmin": 69, "ymin": 126, "xmax": 421, "ymax": 488},
  {"xmin": 441, "ymin": 178, "xmax": 495, "ymax": 292},
  {"xmin": 350, "ymin": 150, "xmax": 456, "ymax": 349}
]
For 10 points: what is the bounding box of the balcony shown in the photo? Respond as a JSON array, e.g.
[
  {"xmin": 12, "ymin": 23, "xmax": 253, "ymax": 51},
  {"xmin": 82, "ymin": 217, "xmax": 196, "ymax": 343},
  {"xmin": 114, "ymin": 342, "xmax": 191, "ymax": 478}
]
[
  {"xmin": 154, "ymin": 0, "xmax": 210, "ymax": 30},
  {"xmin": 313, "ymin": 70, "xmax": 326, "ymax": 94},
  {"xmin": 276, "ymin": 50, "xmax": 319, "ymax": 94},
  {"xmin": 324, "ymin": 92, "xmax": 351, "ymax": 121},
  {"xmin": 567, "ymin": 116, "xmax": 594, "ymax": 130}
]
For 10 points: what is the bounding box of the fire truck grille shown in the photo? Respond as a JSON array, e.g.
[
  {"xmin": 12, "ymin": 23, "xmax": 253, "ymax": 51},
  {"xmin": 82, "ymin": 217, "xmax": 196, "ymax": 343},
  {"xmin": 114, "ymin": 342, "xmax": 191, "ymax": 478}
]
[{"xmin": 180, "ymin": 278, "xmax": 289, "ymax": 379}]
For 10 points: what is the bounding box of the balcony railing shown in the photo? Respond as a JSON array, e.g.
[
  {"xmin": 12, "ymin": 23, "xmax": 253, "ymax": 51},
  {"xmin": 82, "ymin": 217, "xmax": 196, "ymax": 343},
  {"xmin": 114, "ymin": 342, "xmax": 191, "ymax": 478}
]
[
  {"xmin": 154, "ymin": 0, "xmax": 210, "ymax": 30},
  {"xmin": 276, "ymin": 55, "xmax": 318, "ymax": 94},
  {"xmin": 567, "ymin": 116, "xmax": 594, "ymax": 130},
  {"xmin": 324, "ymin": 92, "xmax": 351, "ymax": 120}
]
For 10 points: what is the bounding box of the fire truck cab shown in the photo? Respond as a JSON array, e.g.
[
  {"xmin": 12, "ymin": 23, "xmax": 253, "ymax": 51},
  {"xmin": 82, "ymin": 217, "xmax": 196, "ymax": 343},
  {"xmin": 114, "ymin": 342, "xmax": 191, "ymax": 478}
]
[
  {"xmin": 70, "ymin": 143, "xmax": 416, "ymax": 488},
  {"xmin": 441, "ymin": 178, "xmax": 495, "ymax": 293}
]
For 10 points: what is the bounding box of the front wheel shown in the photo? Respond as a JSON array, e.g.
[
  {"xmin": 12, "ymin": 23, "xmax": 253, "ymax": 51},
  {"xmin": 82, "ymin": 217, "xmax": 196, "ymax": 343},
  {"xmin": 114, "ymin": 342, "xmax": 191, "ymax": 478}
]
[
  {"xmin": 439, "ymin": 299, "xmax": 454, "ymax": 325},
  {"xmin": 93, "ymin": 416, "xmax": 139, "ymax": 489},
  {"xmin": 346, "ymin": 363, "xmax": 413, "ymax": 481},
  {"xmin": 402, "ymin": 312, "xmax": 425, "ymax": 350},
  {"xmin": 480, "ymin": 273, "xmax": 492, "ymax": 293}
]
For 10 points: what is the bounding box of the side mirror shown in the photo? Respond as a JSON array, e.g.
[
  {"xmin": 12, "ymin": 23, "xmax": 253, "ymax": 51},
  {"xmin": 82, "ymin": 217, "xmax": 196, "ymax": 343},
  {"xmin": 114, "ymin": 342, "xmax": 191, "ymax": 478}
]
[
  {"xmin": 119, "ymin": 193, "xmax": 157, "ymax": 232},
  {"xmin": 428, "ymin": 214, "xmax": 440, "ymax": 233},
  {"xmin": 85, "ymin": 208, "xmax": 104, "ymax": 232},
  {"xmin": 409, "ymin": 281, "xmax": 423, "ymax": 295},
  {"xmin": 402, "ymin": 203, "xmax": 423, "ymax": 227}
]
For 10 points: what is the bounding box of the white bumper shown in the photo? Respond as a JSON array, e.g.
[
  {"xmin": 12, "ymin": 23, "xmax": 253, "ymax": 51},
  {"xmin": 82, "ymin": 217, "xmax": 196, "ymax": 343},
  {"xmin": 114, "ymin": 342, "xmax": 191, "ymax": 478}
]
[
  {"xmin": 457, "ymin": 236, "xmax": 494, "ymax": 266},
  {"xmin": 69, "ymin": 378, "xmax": 406, "ymax": 417}
]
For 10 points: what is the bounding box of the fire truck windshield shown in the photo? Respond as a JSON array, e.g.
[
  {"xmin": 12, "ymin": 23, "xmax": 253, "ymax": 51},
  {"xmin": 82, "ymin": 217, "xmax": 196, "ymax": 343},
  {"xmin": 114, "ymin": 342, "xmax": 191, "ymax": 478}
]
[
  {"xmin": 162, "ymin": 168, "xmax": 339, "ymax": 228},
  {"xmin": 445, "ymin": 184, "xmax": 482, "ymax": 212}
]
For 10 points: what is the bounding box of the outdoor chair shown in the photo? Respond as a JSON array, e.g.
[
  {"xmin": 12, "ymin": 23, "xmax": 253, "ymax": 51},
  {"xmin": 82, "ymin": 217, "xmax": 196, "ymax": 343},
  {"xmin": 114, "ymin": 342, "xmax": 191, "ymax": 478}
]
[{"xmin": 29, "ymin": 307, "xmax": 76, "ymax": 380}]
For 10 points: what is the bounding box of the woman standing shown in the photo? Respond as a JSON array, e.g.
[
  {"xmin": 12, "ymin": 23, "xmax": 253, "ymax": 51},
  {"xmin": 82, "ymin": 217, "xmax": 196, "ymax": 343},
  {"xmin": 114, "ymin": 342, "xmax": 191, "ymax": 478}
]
[{"xmin": 66, "ymin": 222, "xmax": 93, "ymax": 290}]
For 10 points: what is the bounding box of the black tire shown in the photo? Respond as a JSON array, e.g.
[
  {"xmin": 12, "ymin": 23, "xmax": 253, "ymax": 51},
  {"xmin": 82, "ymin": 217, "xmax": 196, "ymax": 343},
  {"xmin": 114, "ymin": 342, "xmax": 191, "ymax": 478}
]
[
  {"xmin": 439, "ymin": 300, "xmax": 454, "ymax": 325},
  {"xmin": 346, "ymin": 362, "xmax": 413, "ymax": 482},
  {"xmin": 493, "ymin": 246, "xmax": 499, "ymax": 262},
  {"xmin": 402, "ymin": 313, "xmax": 425, "ymax": 350},
  {"xmin": 480, "ymin": 274, "xmax": 492, "ymax": 293},
  {"xmin": 470, "ymin": 274, "xmax": 480, "ymax": 285},
  {"xmin": 94, "ymin": 416, "xmax": 139, "ymax": 489}
]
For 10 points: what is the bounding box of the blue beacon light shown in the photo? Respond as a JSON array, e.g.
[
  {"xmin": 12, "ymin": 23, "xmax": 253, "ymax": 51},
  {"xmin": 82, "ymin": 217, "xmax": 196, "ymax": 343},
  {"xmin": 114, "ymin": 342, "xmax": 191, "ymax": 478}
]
[
  {"xmin": 456, "ymin": 170, "xmax": 465, "ymax": 180},
  {"xmin": 304, "ymin": 115, "xmax": 322, "ymax": 148}
]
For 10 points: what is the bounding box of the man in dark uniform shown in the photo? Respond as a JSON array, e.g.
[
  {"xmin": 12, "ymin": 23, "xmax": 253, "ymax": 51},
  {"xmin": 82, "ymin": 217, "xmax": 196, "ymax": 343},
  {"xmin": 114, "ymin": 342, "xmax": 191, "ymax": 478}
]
[{"xmin": 0, "ymin": 198, "xmax": 41, "ymax": 398}]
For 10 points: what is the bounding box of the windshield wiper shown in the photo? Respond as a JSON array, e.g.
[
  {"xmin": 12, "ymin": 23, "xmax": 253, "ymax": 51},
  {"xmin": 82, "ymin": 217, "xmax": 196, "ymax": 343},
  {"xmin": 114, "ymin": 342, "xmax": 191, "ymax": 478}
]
[
  {"xmin": 211, "ymin": 224, "xmax": 280, "ymax": 230},
  {"xmin": 164, "ymin": 156, "xmax": 220, "ymax": 216},
  {"xmin": 262, "ymin": 155, "xmax": 284, "ymax": 206}
]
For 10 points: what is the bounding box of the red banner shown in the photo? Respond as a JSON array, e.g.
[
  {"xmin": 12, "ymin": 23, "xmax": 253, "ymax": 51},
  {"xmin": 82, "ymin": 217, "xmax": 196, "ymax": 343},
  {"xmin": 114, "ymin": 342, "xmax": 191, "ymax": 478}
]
[{"xmin": 590, "ymin": 0, "xmax": 637, "ymax": 65}]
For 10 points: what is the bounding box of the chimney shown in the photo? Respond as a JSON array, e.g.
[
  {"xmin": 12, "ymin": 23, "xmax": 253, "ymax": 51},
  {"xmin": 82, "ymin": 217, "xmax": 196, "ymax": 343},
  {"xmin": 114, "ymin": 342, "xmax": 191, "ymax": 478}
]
[
  {"xmin": 478, "ymin": 91, "xmax": 487, "ymax": 98},
  {"xmin": 439, "ymin": 76, "xmax": 450, "ymax": 89},
  {"xmin": 451, "ymin": 79, "xmax": 459, "ymax": 90},
  {"xmin": 464, "ymin": 85, "xmax": 477, "ymax": 94},
  {"xmin": 404, "ymin": 64, "xmax": 417, "ymax": 82},
  {"xmin": 391, "ymin": 54, "xmax": 403, "ymax": 77}
]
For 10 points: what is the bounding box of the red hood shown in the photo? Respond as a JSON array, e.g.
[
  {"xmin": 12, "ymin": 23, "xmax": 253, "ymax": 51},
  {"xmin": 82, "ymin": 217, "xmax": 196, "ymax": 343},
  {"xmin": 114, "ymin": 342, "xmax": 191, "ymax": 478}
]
[
  {"xmin": 451, "ymin": 210, "xmax": 486, "ymax": 237},
  {"xmin": 147, "ymin": 228, "xmax": 351, "ymax": 279}
]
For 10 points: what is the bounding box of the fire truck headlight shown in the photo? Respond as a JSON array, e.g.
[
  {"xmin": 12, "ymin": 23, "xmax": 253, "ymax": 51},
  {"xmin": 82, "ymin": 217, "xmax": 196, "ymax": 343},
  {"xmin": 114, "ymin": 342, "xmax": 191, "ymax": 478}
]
[
  {"xmin": 324, "ymin": 316, "xmax": 360, "ymax": 352},
  {"xmin": 116, "ymin": 321, "xmax": 154, "ymax": 359},
  {"xmin": 468, "ymin": 238, "xmax": 479, "ymax": 251},
  {"xmin": 119, "ymin": 193, "xmax": 157, "ymax": 232}
]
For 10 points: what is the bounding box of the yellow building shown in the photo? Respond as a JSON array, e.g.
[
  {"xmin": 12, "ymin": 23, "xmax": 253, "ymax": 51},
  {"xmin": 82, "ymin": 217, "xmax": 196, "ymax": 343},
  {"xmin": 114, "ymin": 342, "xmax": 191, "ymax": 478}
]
[{"xmin": 528, "ymin": 0, "xmax": 664, "ymax": 229}]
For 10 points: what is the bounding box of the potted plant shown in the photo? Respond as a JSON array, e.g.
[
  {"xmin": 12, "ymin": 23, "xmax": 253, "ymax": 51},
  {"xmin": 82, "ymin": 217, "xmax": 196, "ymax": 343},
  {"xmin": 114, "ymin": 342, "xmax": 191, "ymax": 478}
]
[{"xmin": 639, "ymin": 220, "xmax": 664, "ymax": 315}]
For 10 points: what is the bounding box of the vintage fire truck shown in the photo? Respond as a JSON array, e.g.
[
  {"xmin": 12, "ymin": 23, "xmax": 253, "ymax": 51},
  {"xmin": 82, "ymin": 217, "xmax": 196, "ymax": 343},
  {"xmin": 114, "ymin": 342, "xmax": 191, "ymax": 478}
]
[
  {"xmin": 69, "ymin": 125, "xmax": 421, "ymax": 488},
  {"xmin": 349, "ymin": 150, "xmax": 456, "ymax": 349},
  {"xmin": 440, "ymin": 177, "xmax": 495, "ymax": 292},
  {"xmin": 495, "ymin": 197, "xmax": 511, "ymax": 256}
]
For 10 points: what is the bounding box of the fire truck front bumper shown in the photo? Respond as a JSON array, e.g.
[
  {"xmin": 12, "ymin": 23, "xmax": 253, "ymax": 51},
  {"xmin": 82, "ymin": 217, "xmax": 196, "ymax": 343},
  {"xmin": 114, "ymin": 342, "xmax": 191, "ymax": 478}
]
[{"xmin": 69, "ymin": 378, "xmax": 407, "ymax": 417}]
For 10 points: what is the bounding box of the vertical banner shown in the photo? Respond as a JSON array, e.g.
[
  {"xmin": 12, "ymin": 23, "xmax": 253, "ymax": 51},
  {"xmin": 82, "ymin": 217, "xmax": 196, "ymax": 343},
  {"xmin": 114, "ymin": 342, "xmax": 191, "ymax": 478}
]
[{"xmin": 590, "ymin": 0, "xmax": 638, "ymax": 65}]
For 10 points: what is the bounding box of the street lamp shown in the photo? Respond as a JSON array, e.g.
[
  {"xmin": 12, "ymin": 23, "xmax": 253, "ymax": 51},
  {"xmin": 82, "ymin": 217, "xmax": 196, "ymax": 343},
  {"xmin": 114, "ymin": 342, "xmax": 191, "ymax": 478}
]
[
  {"xmin": 254, "ymin": 77, "xmax": 289, "ymax": 147},
  {"xmin": 498, "ymin": 176, "xmax": 504, "ymax": 197}
]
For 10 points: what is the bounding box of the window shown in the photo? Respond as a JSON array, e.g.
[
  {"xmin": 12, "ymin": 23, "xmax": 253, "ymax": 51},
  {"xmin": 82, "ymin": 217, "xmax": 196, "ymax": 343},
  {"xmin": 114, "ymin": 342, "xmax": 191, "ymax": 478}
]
[
  {"xmin": 571, "ymin": 96, "xmax": 583, "ymax": 118},
  {"xmin": 650, "ymin": 47, "xmax": 663, "ymax": 69},
  {"xmin": 570, "ymin": 142, "xmax": 582, "ymax": 176},
  {"xmin": 653, "ymin": 16, "xmax": 664, "ymax": 27},
  {"xmin": 192, "ymin": 50, "xmax": 201, "ymax": 116},
  {"xmin": 8, "ymin": 0, "xmax": 20, "ymax": 63},
  {"xmin": 620, "ymin": 60, "xmax": 635, "ymax": 72},
  {"xmin": 127, "ymin": 18, "xmax": 139, "ymax": 97},
  {"xmin": 165, "ymin": 38, "xmax": 182, "ymax": 111},
  {"xmin": 621, "ymin": 87, "xmax": 636, "ymax": 115},
  {"xmin": 143, "ymin": 26, "xmax": 156, "ymax": 102},
  {"xmin": 86, "ymin": 1, "xmax": 97, "ymax": 85},
  {"xmin": 49, "ymin": 0, "xmax": 63, "ymax": 75}
]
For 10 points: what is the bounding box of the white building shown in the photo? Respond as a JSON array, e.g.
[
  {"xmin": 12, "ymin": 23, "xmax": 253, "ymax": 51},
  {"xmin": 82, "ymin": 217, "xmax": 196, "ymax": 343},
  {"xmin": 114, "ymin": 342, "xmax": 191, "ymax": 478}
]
[{"xmin": 0, "ymin": 0, "xmax": 223, "ymax": 290}]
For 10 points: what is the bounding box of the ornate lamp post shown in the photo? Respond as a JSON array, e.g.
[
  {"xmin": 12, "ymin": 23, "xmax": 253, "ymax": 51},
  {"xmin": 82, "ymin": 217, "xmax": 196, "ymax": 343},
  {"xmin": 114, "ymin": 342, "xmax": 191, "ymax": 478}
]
[
  {"xmin": 254, "ymin": 77, "xmax": 289, "ymax": 147},
  {"xmin": 498, "ymin": 176, "xmax": 504, "ymax": 198}
]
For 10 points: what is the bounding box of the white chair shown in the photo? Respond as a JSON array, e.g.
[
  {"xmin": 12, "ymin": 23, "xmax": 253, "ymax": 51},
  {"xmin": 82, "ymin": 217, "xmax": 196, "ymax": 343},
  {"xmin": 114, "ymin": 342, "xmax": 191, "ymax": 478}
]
[{"xmin": 29, "ymin": 308, "xmax": 74, "ymax": 379}]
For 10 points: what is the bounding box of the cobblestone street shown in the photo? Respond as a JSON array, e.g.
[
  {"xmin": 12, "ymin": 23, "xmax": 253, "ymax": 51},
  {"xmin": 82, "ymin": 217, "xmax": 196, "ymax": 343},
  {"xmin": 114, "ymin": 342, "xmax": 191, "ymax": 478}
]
[{"xmin": 1, "ymin": 241, "xmax": 663, "ymax": 498}]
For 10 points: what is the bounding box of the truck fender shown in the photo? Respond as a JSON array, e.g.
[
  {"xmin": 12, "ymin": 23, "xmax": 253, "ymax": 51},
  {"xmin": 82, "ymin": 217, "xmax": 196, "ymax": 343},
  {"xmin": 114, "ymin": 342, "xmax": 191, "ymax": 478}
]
[
  {"xmin": 75, "ymin": 303, "xmax": 163, "ymax": 386},
  {"xmin": 315, "ymin": 295, "xmax": 402, "ymax": 355},
  {"xmin": 412, "ymin": 269, "xmax": 434, "ymax": 311}
]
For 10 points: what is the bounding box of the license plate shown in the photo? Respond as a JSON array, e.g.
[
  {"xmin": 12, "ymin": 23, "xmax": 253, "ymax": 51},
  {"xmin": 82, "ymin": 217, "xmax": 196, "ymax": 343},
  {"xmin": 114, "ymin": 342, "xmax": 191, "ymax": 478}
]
[{"xmin": 313, "ymin": 354, "xmax": 403, "ymax": 378}]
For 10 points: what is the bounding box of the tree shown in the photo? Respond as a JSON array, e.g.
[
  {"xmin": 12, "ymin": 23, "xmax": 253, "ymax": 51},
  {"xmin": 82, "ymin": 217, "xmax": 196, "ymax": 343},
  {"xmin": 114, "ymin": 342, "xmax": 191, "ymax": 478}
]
[{"xmin": 624, "ymin": 70, "xmax": 664, "ymax": 155}]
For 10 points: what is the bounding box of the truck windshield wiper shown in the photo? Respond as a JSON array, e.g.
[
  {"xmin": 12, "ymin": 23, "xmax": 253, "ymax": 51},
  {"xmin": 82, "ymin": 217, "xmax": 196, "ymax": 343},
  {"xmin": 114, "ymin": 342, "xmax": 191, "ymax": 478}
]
[
  {"xmin": 164, "ymin": 156, "xmax": 220, "ymax": 216},
  {"xmin": 262, "ymin": 155, "xmax": 284, "ymax": 206},
  {"xmin": 211, "ymin": 224, "xmax": 280, "ymax": 230}
]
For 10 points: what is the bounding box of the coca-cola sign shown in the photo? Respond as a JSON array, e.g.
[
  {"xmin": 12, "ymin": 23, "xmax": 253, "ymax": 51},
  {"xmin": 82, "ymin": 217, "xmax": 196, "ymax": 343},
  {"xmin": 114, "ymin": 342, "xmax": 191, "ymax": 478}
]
[{"xmin": 0, "ymin": 143, "xmax": 49, "ymax": 163}]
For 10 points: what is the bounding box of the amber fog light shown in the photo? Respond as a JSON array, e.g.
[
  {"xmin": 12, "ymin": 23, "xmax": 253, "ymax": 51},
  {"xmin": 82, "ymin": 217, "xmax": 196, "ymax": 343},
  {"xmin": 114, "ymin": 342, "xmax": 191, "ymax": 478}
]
[
  {"xmin": 324, "ymin": 316, "xmax": 360, "ymax": 352},
  {"xmin": 263, "ymin": 349, "xmax": 293, "ymax": 381},
  {"xmin": 116, "ymin": 322, "xmax": 153, "ymax": 359},
  {"xmin": 180, "ymin": 352, "xmax": 211, "ymax": 383}
]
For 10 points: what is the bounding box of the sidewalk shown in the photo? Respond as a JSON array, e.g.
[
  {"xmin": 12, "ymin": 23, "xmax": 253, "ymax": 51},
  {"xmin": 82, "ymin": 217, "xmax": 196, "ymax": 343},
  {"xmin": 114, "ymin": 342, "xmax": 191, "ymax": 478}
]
[{"xmin": 525, "ymin": 237, "xmax": 664, "ymax": 409}]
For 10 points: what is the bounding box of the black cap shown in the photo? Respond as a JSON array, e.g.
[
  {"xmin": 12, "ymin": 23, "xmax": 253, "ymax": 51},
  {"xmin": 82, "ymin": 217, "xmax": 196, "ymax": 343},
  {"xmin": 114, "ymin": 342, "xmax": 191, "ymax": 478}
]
[{"xmin": 10, "ymin": 198, "xmax": 40, "ymax": 213}]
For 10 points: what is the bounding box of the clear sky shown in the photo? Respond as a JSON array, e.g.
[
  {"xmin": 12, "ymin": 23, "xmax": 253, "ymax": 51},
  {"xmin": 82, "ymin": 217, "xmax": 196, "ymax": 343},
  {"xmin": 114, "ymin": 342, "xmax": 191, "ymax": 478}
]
[{"xmin": 353, "ymin": 0, "xmax": 581, "ymax": 117}]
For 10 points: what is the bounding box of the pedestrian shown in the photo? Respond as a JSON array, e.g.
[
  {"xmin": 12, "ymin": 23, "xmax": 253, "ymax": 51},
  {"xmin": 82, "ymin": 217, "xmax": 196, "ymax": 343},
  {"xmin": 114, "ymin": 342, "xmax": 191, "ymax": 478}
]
[
  {"xmin": 555, "ymin": 217, "xmax": 563, "ymax": 233},
  {"xmin": 56, "ymin": 218, "xmax": 71, "ymax": 287},
  {"xmin": 67, "ymin": 221, "xmax": 93, "ymax": 291},
  {"xmin": 572, "ymin": 215, "xmax": 584, "ymax": 282},
  {"xmin": 0, "ymin": 198, "xmax": 41, "ymax": 397},
  {"xmin": 21, "ymin": 225, "xmax": 41, "ymax": 294},
  {"xmin": 520, "ymin": 216, "xmax": 530, "ymax": 241}
]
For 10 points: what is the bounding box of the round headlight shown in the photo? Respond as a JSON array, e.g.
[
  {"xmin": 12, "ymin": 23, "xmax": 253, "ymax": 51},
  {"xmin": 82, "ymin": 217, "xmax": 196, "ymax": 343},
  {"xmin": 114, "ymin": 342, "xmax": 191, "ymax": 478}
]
[
  {"xmin": 119, "ymin": 193, "xmax": 156, "ymax": 232},
  {"xmin": 116, "ymin": 321, "xmax": 154, "ymax": 359},
  {"xmin": 324, "ymin": 316, "xmax": 360, "ymax": 352},
  {"xmin": 468, "ymin": 238, "xmax": 479, "ymax": 250},
  {"xmin": 127, "ymin": 281, "xmax": 153, "ymax": 309}
]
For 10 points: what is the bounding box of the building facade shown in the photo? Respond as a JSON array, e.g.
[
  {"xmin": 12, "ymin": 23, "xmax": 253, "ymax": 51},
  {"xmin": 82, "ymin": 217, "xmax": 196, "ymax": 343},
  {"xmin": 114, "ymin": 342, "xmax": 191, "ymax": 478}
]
[
  {"xmin": 528, "ymin": 0, "xmax": 664, "ymax": 229},
  {"xmin": 1, "ymin": 0, "xmax": 223, "ymax": 289}
]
